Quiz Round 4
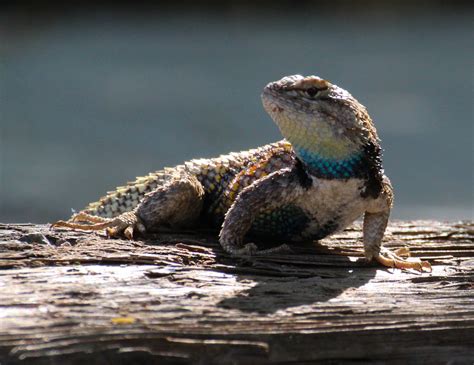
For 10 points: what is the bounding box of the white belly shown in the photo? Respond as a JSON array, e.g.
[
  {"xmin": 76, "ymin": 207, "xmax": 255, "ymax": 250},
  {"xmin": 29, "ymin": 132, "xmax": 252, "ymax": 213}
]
[{"xmin": 295, "ymin": 178, "xmax": 368, "ymax": 238}]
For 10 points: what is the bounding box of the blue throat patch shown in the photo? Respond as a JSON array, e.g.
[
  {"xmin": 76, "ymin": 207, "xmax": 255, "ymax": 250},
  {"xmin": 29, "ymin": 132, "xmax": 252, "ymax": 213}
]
[{"xmin": 295, "ymin": 146, "xmax": 363, "ymax": 179}]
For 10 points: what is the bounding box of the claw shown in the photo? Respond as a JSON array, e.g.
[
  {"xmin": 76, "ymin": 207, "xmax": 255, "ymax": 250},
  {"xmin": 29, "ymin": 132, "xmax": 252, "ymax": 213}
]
[
  {"xmin": 228, "ymin": 242, "xmax": 292, "ymax": 256},
  {"xmin": 124, "ymin": 226, "xmax": 134, "ymax": 240},
  {"xmin": 136, "ymin": 222, "xmax": 147, "ymax": 234},
  {"xmin": 227, "ymin": 242, "xmax": 258, "ymax": 256},
  {"xmin": 52, "ymin": 219, "xmax": 114, "ymax": 231},
  {"xmin": 375, "ymin": 248, "xmax": 432, "ymax": 272},
  {"xmin": 393, "ymin": 247, "xmax": 411, "ymax": 258},
  {"xmin": 255, "ymin": 243, "xmax": 292, "ymax": 255},
  {"xmin": 53, "ymin": 211, "xmax": 144, "ymax": 240},
  {"xmin": 71, "ymin": 212, "xmax": 109, "ymax": 224},
  {"xmin": 106, "ymin": 226, "xmax": 119, "ymax": 238},
  {"xmin": 241, "ymin": 242, "xmax": 258, "ymax": 255}
]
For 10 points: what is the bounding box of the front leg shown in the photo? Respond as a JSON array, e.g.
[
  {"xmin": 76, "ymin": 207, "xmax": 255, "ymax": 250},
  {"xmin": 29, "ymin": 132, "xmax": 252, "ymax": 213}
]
[
  {"xmin": 363, "ymin": 210, "xmax": 432, "ymax": 272},
  {"xmin": 219, "ymin": 167, "xmax": 305, "ymax": 256}
]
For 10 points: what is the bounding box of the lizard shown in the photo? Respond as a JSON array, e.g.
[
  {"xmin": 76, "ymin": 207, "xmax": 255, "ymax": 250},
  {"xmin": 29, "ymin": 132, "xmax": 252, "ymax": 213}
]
[{"xmin": 53, "ymin": 74, "xmax": 431, "ymax": 271}]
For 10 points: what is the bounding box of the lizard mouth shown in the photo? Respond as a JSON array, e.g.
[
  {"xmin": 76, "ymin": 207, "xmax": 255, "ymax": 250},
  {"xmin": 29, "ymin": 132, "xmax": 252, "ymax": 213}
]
[
  {"xmin": 271, "ymin": 105, "xmax": 284, "ymax": 113},
  {"xmin": 261, "ymin": 91, "xmax": 282, "ymax": 116},
  {"xmin": 261, "ymin": 86, "xmax": 285, "ymax": 115}
]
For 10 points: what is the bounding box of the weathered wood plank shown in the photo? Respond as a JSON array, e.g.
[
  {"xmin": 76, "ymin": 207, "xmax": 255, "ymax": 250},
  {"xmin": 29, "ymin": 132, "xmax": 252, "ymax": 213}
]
[{"xmin": 0, "ymin": 221, "xmax": 473, "ymax": 364}]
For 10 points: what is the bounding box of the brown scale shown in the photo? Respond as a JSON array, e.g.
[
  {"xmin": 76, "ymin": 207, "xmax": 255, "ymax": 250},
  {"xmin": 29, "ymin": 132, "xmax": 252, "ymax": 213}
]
[
  {"xmin": 216, "ymin": 144, "xmax": 295, "ymax": 214},
  {"xmin": 197, "ymin": 162, "xmax": 244, "ymax": 217},
  {"xmin": 195, "ymin": 142, "xmax": 292, "ymax": 218}
]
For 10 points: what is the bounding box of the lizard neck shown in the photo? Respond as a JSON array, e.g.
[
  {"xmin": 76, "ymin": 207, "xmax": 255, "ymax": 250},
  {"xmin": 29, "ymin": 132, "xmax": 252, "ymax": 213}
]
[
  {"xmin": 280, "ymin": 122, "xmax": 366, "ymax": 179},
  {"xmin": 293, "ymin": 145, "xmax": 364, "ymax": 179},
  {"xmin": 292, "ymin": 138, "xmax": 384, "ymax": 199}
]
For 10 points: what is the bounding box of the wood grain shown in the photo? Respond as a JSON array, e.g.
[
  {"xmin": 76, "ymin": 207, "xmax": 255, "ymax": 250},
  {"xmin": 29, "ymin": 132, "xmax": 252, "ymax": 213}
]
[{"xmin": 0, "ymin": 220, "xmax": 473, "ymax": 364}]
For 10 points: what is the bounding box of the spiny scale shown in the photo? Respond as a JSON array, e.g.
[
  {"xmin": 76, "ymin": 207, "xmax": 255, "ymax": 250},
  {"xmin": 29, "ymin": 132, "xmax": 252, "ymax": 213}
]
[
  {"xmin": 84, "ymin": 171, "xmax": 167, "ymax": 218},
  {"xmin": 83, "ymin": 140, "xmax": 294, "ymax": 219},
  {"xmin": 215, "ymin": 144, "xmax": 294, "ymax": 215}
]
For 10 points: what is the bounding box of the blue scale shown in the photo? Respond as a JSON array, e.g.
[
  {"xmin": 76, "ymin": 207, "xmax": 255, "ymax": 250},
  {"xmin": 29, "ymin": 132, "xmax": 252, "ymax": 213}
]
[{"xmin": 295, "ymin": 146, "xmax": 363, "ymax": 179}]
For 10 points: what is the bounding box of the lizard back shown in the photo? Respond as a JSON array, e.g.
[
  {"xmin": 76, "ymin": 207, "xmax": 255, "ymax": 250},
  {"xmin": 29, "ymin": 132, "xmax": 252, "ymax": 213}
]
[{"xmin": 83, "ymin": 140, "xmax": 295, "ymax": 220}]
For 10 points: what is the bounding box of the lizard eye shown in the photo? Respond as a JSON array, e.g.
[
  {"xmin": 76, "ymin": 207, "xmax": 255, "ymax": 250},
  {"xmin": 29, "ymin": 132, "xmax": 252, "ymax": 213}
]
[{"xmin": 305, "ymin": 87, "xmax": 319, "ymax": 97}]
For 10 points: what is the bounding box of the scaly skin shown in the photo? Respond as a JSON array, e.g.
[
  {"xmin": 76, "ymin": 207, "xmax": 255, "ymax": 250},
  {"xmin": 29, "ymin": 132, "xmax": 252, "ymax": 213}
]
[{"xmin": 53, "ymin": 75, "xmax": 431, "ymax": 271}]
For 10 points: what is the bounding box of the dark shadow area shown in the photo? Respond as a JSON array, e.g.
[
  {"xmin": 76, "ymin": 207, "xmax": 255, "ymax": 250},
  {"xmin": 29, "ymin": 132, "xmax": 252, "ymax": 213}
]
[
  {"xmin": 144, "ymin": 230, "xmax": 377, "ymax": 314},
  {"xmin": 214, "ymin": 245, "xmax": 377, "ymax": 314}
]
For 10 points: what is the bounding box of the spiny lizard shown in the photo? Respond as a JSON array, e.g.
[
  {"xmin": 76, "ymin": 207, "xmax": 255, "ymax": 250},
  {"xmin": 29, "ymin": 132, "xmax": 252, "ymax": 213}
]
[{"xmin": 53, "ymin": 75, "xmax": 431, "ymax": 271}]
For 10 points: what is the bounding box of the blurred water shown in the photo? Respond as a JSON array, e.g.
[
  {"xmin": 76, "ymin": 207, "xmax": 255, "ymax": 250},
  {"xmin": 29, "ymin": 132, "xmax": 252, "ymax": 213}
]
[{"xmin": 1, "ymin": 9, "xmax": 473, "ymax": 222}]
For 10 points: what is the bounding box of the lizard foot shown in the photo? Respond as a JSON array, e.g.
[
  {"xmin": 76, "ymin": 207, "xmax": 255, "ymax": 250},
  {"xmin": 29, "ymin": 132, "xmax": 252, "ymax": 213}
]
[
  {"xmin": 375, "ymin": 247, "xmax": 432, "ymax": 272},
  {"xmin": 227, "ymin": 243, "xmax": 292, "ymax": 256},
  {"xmin": 70, "ymin": 212, "xmax": 110, "ymax": 224},
  {"xmin": 52, "ymin": 212, "xmax": 146, "ymax": 239},
  {"xmin": 226, "ymin": 242, "xmax": 258, "ymax": 256},
  {"xmin": 255, "ymin": 243, "xmax": 292, "ymax": 255}
]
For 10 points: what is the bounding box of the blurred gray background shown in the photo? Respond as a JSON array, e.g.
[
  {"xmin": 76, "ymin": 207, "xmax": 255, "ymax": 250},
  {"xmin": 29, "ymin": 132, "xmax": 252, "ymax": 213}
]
[{"xmin": 1, "ymin": 1, "xmax": 473, "ymax": 223}]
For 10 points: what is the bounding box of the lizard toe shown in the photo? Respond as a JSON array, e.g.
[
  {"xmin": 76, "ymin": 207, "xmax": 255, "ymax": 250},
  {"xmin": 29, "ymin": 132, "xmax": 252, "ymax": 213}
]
[
  {"xmin": 375, "ymin": 248, "xmax": 432, "ymax": 272},
  {"xmin": 393, "ymin": 247, "xmax": 411, "ymax": 258},
  {"xmin": 124, "ymin": 225, "xmax": 134, "ymax": 240},
  {"xmin": 255, "ymin": 243, "xmax": 292, "ymax": 255},
  {"xmin": 71, "ymin": 212, "xmax": 109, "ymax": 224},
  {"xmin": 226, "ymin": 242, "xmax": 258, "ymax": 256},
  {"xmin": 52, "ymin": 219, "xmax": 113, "ymax": 232},
  {"xmin": 136, "ymin": 222, "xmax": 147, "ymax": 234}
]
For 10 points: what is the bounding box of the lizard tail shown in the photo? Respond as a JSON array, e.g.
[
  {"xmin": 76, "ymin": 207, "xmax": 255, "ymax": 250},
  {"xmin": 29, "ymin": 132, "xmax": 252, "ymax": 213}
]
[{"xmin": 83, "ymin": 169, "xmax": 176, "ymax": 218}]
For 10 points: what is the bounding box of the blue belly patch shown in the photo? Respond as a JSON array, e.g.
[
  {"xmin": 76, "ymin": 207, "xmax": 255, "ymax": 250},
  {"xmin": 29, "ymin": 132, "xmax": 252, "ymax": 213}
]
[{"xmin": 250, "ymin": 205, "xmax": 310, "ymax": 239}]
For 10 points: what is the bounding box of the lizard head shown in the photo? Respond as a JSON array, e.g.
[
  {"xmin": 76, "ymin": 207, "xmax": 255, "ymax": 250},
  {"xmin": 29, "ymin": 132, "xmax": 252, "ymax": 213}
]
[{"xmin": 261, "ymin": 75, "xmax": 381, "ymax": 178}]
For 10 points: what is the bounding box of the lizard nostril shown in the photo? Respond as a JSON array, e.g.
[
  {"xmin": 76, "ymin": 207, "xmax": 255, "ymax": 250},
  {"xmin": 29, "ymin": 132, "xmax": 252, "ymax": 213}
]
[{"xmin": 266, "ymin": 82, "xmax": 277, "ymax": 90}]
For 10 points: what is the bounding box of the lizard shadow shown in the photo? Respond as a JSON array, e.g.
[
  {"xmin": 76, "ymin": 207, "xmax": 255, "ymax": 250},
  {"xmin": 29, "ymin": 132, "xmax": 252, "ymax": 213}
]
[
  {"xmin": 144, "ymin": 230, "xmax": 378, "ymax": 314},
  {"xmin": 213, "ymin": 240, "xmax": 378, "ymax": 314}
]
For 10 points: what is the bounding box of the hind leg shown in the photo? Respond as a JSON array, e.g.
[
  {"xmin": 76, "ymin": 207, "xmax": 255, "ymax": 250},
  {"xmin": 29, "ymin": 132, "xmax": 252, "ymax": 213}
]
[
  {"xmin": 53, "ymin": 174, "xmax": 205, "ymax": 239},
  {"xmin": 52, "ymin": 210, "xmax": 143, "ymax": 239},
  {"xmin": 135, "ymin": 174, "xmax": 205, "ymax": 232}
]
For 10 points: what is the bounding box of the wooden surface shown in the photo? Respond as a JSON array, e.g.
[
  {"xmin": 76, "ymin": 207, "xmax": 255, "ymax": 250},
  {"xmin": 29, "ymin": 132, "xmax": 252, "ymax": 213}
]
[{"xmin": 0, "ymin": 221, "xmax": 473, "ymax": 364}]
